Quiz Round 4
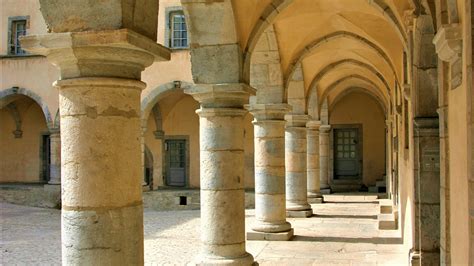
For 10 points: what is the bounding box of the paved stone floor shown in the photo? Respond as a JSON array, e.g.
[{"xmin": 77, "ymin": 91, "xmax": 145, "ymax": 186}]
[{"xmin": 1, "ymin": 199, "xmax": 407, "ymax": 265}]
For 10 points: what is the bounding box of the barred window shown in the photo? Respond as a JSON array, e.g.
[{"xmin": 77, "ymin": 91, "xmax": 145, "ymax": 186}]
[
  {"xmin": 9, "ymin": 19, "xmax": 27, "ymax": 55},
  {"xmin": 170, "ymin": 12, "xmax": 188, "ymax": 48}
]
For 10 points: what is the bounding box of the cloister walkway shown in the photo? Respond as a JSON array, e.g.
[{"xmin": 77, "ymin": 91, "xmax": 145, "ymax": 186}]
[{"xmin": 1, "ymin": 196, "xmax": 406, "ymax": 265}]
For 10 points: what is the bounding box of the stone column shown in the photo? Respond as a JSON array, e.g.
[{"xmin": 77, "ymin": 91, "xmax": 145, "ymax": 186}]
[
  {"xmin": 319, "ymin": 125, "xmax": 331, "ymax": 193},
  {"xmin": 285, "ymin": 115, "xmax": 313, "ymax": 217},
  {"xmin": 307, "ymin": 120, "xmax": 323, "ymax": 203},
  {"xmin": 21, "ymin": 29, "xmax": 170, "ymax": 265},
  {"xmin": 246, "ymin": 104, "xmax": 293, "ymax": 241},
  {"xmin": 48, "ymin": 129, "xmax": 61, "ymax": 185},
  {"xmin": 385, "ymin": 119, "xmax": 393, "ymax": 202},
  {"xmin": 185, "ymin": 84, "xmax": 254, "ymax": 265}
]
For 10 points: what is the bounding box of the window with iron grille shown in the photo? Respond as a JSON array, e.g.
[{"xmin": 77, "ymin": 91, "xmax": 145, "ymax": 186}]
[
  {"xmin": 8, "ymin": 17, "xmax": 28, "ymax": 55},
  {"xmin": 169, "ymin": 11, "xmax": 188, "ymax": 48}
]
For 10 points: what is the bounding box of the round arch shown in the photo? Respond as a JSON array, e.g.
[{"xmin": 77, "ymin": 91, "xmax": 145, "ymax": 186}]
[
  {"xmin": 0, "ymin": 87, "xmax": 53, "ymax": 129},
  {"xmin": 141, "ymin": 81, "xmax": 196, "ymax": 127},
  {"xmin": 285, "ymin": 31, "xmax": 400, "ymax": 87},
  {"xmin": 307, "ymin": 59, "xmax": 392, "ymax": 99},
  {"xmin": 317, "ymin": 74, "xmax": 390, "ymax": 115},
  {"xmin": 328, "ymin": 86, "xmax": 388, "ymax": 117}
]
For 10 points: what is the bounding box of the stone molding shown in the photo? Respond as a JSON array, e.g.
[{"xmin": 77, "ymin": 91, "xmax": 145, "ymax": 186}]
[
  {"xmin": 306, "ymin": 120, "xmax": 322, "ymax": 130},
  {"xmin": 285, "ymin": 114, "xmax": 309, "ymax": 127},
  {"xmin": 245, "ymin": 103, "xmax": 291, "ymax": 121},
  {"xmin": 433, "ymin": 24, "xmax": 462, "ymax": 63},
  {"xmin": 319, "ymin": 125, "xmax": 331, "ymax": 133},
  {"xmin": 20, "ymin": 29, "xmax": 170, "ymax": 79},
  {"xmin": 185, "ymin": 83, "xmax": 255, "ymax": 108}
]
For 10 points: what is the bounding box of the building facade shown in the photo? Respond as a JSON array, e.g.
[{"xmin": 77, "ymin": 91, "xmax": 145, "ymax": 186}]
[{"xmin": 0, "ymin": 0, "xmax": 472, "ymax": 265}]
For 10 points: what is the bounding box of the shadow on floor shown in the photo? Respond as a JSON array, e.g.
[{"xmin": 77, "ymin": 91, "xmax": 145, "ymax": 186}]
[
  {"xmin": 291, "ymin": 235, "xmax": 403, "ymax": 245},
  {"xmin": 312, "ymin": 214, "xmax": 378, "ymax": 219}
]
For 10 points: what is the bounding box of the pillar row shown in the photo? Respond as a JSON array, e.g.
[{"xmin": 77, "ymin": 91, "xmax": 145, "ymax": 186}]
[
  {"xmin": 246, "ymin": 104, "xmax": 293, "ymax": 240},
  {"xmin": 307, "ymin": 120, "xmax": 323, "ymax": 203},
  {"xmin": 285, "ymin": 115, "xmax": 312, "ymax": 217},
  {"xmin": 319, "ymin": 125, "xmax": 331, "ymax": 192},
  {"xmin": 185, "ymin": 84, "xmax": 255, "ymax": 265},
  {"xmin": 48, "ymin": 129, "xmax": 61, "ymax": 185},
  {"xmin": 21, "ymin": 29, "xmax": 170, "ymax": 265}
]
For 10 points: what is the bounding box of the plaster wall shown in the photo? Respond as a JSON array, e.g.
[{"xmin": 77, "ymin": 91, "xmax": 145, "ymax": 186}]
[
  {"xmin": 329, "ymin": 91, "xmax": 386, "ymax": 186},
  {"xmin": 0, "ymin": 97, "xmax": 48, "ymax": 182},
  {"xmin": 448, "ymin": 0, "xmax": 472, "ymax": 263}
]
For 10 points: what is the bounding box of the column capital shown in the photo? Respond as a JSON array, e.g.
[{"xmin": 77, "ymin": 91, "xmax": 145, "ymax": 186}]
[
  {"xmin": 49, "ymin": 129, "xmax": 61, "ymax": 137},
  {"xmin": 245, "ymin": 103, "xmax": 291, "ymax": 121},
  {"xmin": 306, "ymin": 120, "xmax": 322, "ymax": 130},
  {"xmin": 285, "ymin": 114, "xmax": 309, "ymax": 127},
  {"xmin": 433, "ymin": 23, "xmax": 462, "ymax": 63},
  {"xmin": 20, "ymin": 29, "xmax": 170, "ymax": 79},
  {"xmin": 319, "ymin": 125, "xmax": 331, "ymax": 133},
  {"xmin": 185, "ymin": 83, "xmax": 255, "ymax": 108}
]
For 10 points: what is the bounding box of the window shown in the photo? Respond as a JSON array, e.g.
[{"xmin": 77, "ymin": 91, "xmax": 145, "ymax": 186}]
[
  {"xmin": 169, "ymin": 11, "xmax": 188, "ymax": 48},
  {"xmin": 8, "ymin": 17, "xmax": 29, "ymax": 55}
]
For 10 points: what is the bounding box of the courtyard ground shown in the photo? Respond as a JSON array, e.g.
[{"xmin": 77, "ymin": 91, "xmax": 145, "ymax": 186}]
[{"xmin": 1, "ymin": 198, "xmax": 407, "ymax": 265}]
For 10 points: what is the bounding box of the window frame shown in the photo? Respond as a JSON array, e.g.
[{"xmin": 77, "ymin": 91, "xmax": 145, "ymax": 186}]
[
  {"xmin": 7, "ymin": 16, "xmax": 30, "ymax": 56},
  {"xmin": 165, "ymin": 7, "xmax": 189, "ymax": 50}
]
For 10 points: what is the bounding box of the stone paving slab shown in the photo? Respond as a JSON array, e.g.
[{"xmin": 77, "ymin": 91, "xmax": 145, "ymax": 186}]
[{"xmin": 1, "ymin": 201, "xmax": 407, "ymax": 265}]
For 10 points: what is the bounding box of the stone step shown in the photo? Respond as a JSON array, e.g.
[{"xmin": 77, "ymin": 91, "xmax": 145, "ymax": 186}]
[
  {"xmin": 323, "ymin": 194, "xmax": 378, "ymax": 203},
  {"xmin": 378, "ymin": 211, "xmax": 398, "ymax": 230},
  {"xmin": 379, "ymin": 199, "xmax": 393, "ymax": 214}
]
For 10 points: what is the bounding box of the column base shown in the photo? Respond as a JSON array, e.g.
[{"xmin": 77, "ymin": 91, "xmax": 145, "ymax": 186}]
[
  {"xmin": 308, "ymin": 197, "xmax": 323, "ymax": 204},
  {"xmin": 251, "ymin": 221, "xmax": 292, "ymax": 233},
  {"xmin": 286, "ymin": 209, "xmax": 313, "ymax": 218},
  {"xmin": 410, "ymin": 250, "xmax": 421, "ymax": 266},
  {"xmin": 196, "ymin": 252, "xmax": 255, "ymax": 265},
  {"xmin": 247, "ymin": 228, "xmax": 294, "ymax": 241}
]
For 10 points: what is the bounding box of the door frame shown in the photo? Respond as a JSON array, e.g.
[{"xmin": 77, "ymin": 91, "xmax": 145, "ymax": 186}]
[
  {"xmin": 163, "ymin": 135, "xmax": 190, "ymax": 187},
  {"xmin": 330, "ymin": 124, "xmax": 363, "ymax": 184}
]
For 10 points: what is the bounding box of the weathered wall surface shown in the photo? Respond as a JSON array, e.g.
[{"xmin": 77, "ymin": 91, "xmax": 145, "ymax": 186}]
[
  {"xmin": 0, "ymin": 97, "xmax": 48, "ymax": 182},
  {"xmin": 329, "ymin": 91, "xmax": 386, "ymax": 186}
]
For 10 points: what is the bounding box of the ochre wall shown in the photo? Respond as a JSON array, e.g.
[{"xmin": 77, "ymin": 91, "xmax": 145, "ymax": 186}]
[
  {"xmin": 449, "ymin": 0, "xmax": 472, "ymax": 262},
  {"xmin": 329, "ymin": 91, "xmax": 386, "ymax": 186},
  {"xmin": 0, "ymin": 97, "xmax": 48, "ymax": 182},
  {"xmin": 144, "ymin": 92, "xmax": 255, "ymax": 189}
]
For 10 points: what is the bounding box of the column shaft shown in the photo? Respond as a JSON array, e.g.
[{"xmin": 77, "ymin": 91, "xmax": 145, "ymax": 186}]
[
  {"xmin": 319, "ymin": 125, "xmax": 331, "ymax": 191},
  {"xmin": 246, "ymin": 104, "xmax": 292, "ymax": 240},
  {"xmin": 59, "ymin": 78, "xmax": 145, "ymax": 265},
  {"xmin": 48, "ymin": 130, "xmax": 61, "ymax": 184},
  {"xmin": 285, "ymin": 115, "xmax": 312, "ymax": 216},
  {"xmin": 21, "ymin": 29, "xmax": 170, "ymax": 265},
  {"xmin": 307, "ymin": 121, "xmax": 323, "ymax": 202},
  {"xmin": 186, "ymin": 84, "xmax": 254, "ymax": 265}
]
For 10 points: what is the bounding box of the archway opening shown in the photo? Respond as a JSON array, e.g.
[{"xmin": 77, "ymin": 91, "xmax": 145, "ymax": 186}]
[
  {"xmin": 328, "ymin": 91, "xmax": 386, "ymax": 192},
  {"xmin": 0, "ymin": 94, "xmax": 49, "ymax": 183}
]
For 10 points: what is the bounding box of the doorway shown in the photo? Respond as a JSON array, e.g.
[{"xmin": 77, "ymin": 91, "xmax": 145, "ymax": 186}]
[
  {"xmin": 334, "ymin": 127, "xmax": 362, "ymax": 180},
  {"xmin": 165, "ymin": 139, "xmax": 187, "ymax": 187}
]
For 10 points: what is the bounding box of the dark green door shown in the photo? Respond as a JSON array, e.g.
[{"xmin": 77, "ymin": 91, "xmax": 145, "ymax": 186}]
[
  {"xmin": 165, "ymin": 139, "xmax": 186, "ymax": 187},
  {"xmin": 334, "ymin": 128, "xmax": 361, "ymax": 179}
]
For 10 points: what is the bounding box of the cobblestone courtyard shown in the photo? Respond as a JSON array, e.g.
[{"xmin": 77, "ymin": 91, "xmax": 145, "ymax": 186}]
[{"xmin": 1, "ymin": 200, "xmax": 407, "ymax": 265}]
